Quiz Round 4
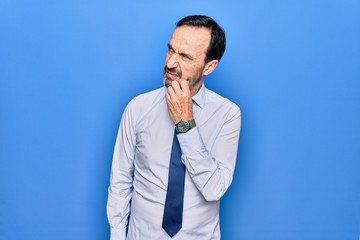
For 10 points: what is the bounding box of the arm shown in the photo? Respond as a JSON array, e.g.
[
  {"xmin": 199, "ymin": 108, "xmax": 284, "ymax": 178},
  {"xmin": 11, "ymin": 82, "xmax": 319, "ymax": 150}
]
[
  {"xmin": 166, "ymin": 80, "xmax": 241, "ymax": 201},
  {"xmin": 178, "ymin": 106, "xmax": 241, "ymax": 201},
  {"xmin": 107, "ymin": 102, "xmax": 136, "ymax": 240}
]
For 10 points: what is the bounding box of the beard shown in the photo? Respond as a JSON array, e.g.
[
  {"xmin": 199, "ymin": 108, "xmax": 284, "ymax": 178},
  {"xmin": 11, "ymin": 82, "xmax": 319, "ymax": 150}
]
[
  {"xmin": 163, "ymin": 67, "xmax": 182, "ymax": 88},
  {"xmin": 163, "ymin": 66, "xmax": 204, "ymax": 92}
]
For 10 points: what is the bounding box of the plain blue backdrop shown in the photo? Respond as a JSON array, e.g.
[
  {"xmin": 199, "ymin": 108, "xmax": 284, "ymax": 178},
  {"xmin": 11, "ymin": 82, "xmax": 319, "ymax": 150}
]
[{"xmin": 1, "ymin": 0, "xmax": 359, "ymax": 239}]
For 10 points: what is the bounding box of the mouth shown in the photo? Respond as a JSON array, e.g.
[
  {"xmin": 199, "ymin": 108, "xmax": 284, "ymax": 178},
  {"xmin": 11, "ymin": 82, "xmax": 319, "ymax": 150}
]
[{"xmin": 164, "ymin": 68, "xmax": 181, "ymax": 81}]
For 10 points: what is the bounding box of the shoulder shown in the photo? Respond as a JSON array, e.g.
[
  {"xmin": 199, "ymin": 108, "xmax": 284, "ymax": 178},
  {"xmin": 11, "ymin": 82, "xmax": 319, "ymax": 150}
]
[
  {"xmin": 123, "ymin": 87, "xmax": 166, "ymax": 121},
  {"xmin": 205, "ymin": 88, "xmax": 241, "ymax": 117},
  {"xmin": 128, "ymin": 87, "xmax": 166, "ymax": 109}
]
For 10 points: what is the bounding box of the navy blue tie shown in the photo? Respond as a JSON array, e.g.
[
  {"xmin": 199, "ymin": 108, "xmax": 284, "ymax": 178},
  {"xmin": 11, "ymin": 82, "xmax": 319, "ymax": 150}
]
[{"xmin": 162, "ymin": 130, "xmax": 185, "ymax": 237}]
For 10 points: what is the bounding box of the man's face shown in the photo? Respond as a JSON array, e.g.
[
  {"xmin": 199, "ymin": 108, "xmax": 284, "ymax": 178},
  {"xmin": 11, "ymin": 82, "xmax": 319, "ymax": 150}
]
[{"xmin": 163, "ymin": 25, "xmax": 211, "ymax": 96}]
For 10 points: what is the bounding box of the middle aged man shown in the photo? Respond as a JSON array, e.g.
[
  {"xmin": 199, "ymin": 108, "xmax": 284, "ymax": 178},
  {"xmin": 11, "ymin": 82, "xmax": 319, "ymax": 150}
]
[{"xmin": 107, "ymin": 15, "xmax": 241, "ymax": 240}]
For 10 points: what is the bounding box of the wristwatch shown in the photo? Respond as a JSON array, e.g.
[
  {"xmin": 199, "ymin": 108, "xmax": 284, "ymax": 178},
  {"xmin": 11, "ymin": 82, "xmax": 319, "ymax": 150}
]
[{"xmin": 176, "ymin": 119, "xmax": 196, "ymax": 133}]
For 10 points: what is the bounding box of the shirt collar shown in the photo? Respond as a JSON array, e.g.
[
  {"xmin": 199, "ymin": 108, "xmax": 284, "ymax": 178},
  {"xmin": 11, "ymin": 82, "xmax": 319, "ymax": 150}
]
[{"xmin": 192, "ymin": 83, "xmax": 206, "ymax": 109}]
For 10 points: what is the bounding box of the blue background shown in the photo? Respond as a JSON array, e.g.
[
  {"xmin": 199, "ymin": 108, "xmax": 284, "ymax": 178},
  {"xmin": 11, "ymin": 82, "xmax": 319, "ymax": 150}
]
[{"xmin": 1, "ymin": 0, "xmax": 359, "ymax": 239}]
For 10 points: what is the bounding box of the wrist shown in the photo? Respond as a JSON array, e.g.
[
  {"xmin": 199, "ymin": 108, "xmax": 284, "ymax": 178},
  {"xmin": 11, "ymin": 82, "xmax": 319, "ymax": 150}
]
[{"xmin": 175, "ymin": 119, "xmax": 196, "ymax": 133}]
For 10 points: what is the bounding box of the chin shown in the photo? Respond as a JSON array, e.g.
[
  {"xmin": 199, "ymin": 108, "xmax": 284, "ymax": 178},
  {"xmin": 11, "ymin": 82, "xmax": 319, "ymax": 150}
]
[
  {"xmin": 163, "ymin": 77, "xmax": 170, "ymax": 88},
  {"xmin": 163, "ymin": 75, "xmax": 174, "ymax": 88}
]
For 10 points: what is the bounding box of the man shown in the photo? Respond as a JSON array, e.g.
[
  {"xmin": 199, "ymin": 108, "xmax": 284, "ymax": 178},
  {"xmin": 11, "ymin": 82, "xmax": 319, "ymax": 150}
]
[{"xmin": 107, "ymin": 15, "xmax": 241, "ymax": 239}]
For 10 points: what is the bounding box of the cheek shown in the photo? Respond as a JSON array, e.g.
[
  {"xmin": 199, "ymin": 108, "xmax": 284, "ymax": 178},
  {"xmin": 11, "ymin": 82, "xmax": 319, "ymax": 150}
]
[
  {"xmin": 182, "ymin": 62, "xmax": 194, "ymax": 72},
  {"xmin": 185, "ymin": 64, "xmax": 202, "ymax": 77}
]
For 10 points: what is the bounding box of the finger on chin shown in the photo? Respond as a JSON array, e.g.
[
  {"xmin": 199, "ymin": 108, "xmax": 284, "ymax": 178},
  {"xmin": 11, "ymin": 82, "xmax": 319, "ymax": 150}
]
[
  {"xmin": 179, "ymin": 79, "xmax": 190, "ymax": 92},
  {"xmin": 167, "ymin": 85, "xmax": 175, "ymax": 96},
  {"xmin": 169, "ymin": 80, "xmax": 182, "ymax": 93},
  {"xmin": 171, "ymin": 80, "xmax": 180, "ymax": 88}
]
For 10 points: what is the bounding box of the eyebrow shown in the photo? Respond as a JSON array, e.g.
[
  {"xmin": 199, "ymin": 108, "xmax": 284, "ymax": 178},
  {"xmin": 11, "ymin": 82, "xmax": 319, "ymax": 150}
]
[{"xmin": 168, "ymin": 43, "xmax": 194, "ymax": 60}]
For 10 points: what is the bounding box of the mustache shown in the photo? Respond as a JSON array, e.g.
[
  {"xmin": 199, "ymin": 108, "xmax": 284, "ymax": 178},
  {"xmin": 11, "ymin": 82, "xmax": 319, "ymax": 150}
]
[{"xmin": 164, "ymin": 67, "xmax": 182, "ymax": 78}]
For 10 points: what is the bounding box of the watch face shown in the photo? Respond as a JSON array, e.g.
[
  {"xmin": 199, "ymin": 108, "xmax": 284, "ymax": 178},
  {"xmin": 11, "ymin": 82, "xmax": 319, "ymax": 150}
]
[{"xmin": 177, "ymin": 120, "xmax": 190, "ymax": 133}]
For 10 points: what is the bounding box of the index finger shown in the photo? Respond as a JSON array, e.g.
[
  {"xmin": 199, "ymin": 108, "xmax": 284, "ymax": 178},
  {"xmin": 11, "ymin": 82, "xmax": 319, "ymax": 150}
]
[
  {"xmin": 178, "ymin": 79, "xmax": 190, "ymax": 94},
  {"xmin": 170, "ymin": 80, "xmax": 182, "ymax": 93}
]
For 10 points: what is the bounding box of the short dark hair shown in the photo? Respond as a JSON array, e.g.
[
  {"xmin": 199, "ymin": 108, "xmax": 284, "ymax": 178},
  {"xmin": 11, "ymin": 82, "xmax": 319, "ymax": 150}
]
[{"xmin": 176, "ymin": 15, "xmax": 226, "ymax": 63}]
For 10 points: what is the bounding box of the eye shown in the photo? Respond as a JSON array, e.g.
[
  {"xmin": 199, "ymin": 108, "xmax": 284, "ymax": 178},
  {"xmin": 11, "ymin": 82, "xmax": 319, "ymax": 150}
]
[{"xmin": 180, "ymin": 53, "xmax": 193, "ymax": 61}]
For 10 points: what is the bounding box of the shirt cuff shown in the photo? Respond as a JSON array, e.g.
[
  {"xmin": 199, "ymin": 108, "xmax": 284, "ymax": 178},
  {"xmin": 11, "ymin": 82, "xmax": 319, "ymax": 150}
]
[
  {"xmin": 177, "ymin": 127, "xmax": 206, "ymax": 157},
  {"xmin": 110, "ymin": 228, "xmax": 126, "ymax": 240}
]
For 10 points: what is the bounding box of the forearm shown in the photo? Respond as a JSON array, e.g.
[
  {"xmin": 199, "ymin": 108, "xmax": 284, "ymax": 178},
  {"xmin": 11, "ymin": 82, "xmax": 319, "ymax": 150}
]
[
  {"xmin": 178, "ymin": 111, "xmax": 241, "ymax": 201},
  {"xmin": 107, "ymin": 187, "xmax": 131, "ymax": 240},
  {"xmin": 107, "ymin": 151, "xmax": 134, "ymax": 240}
]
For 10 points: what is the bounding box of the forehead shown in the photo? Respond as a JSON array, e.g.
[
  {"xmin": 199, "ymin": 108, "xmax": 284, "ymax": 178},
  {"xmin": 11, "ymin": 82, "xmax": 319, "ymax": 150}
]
[{"xmin": 169, "ymin": 25, "xmax": 211, "ymax": 56}]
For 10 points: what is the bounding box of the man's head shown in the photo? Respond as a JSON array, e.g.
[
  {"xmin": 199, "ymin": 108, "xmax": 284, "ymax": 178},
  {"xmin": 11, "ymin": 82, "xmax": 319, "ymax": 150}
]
[
  {"xmin": 176, "ymin": 15, "xmax": 226, "ymax": 64},
  {"xmin": 163, "ymin": 15, "xmax": 226, "ymax": 96}
]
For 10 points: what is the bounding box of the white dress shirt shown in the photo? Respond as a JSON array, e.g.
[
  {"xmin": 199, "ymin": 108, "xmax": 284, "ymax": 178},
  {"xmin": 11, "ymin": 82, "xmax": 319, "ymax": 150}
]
[{"xmin": 107, "ymin": 84, "xmax": 241, "ymax": 240}]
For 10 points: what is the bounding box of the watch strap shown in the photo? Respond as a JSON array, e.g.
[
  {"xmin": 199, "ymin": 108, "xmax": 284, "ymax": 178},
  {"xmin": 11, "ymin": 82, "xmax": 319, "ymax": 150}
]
[{"xmin": 188, "ymin": 119, "xmax": 196, "ymax": 129}]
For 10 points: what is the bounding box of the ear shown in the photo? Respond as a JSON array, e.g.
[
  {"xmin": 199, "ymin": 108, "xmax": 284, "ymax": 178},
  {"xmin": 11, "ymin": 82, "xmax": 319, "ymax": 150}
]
[{"xmin": 203, "ymin": 60, "xmax": 219, "ymax": 76}]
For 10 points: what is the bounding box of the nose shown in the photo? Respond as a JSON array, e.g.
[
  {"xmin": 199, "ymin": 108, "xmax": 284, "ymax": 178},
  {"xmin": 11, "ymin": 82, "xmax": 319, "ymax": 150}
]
[{"xmin": 166, "ymin": 52, "xmax": 179, "ymax": 69}]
